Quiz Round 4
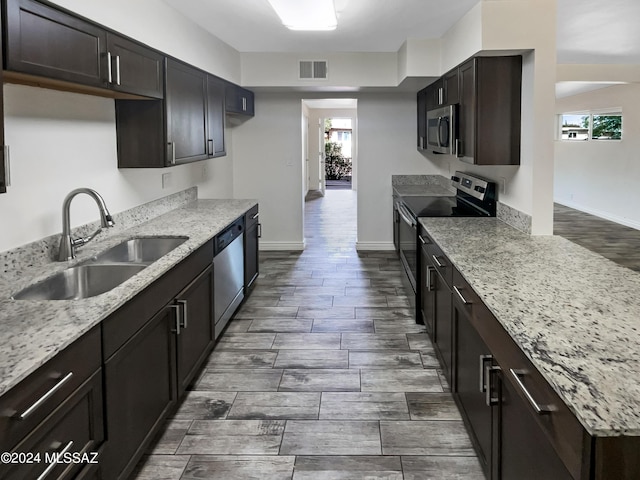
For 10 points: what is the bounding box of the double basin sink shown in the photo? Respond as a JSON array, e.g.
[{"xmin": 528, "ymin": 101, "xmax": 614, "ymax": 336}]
[{"xmin": 13, "ymin": 237, "xmax": 188, "ymax": 300}]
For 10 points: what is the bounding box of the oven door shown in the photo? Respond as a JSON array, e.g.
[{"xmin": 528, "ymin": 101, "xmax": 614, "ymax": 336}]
[
  {"xmin": 426, "ymin": 105, "xmax": 456, "ymax": 155},
  {"xmin": 396, "ymin": 202, "xmax": 418, "ymax": 293}
]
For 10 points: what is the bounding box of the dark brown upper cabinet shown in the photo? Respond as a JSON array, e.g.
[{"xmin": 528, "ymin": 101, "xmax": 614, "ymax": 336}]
[
  {"xmin": 207, "ymin": 75, "xmax": 226, "ymax": 157},
  {"xmin": 3, "ymin": 0, "xmax": 163, "ymax": 99},
  {"xmin": 457, "ymin": 56, "xmax": 522, "ymax": 165},
  {"xmin": 116, "ymin": 60, "xmax": 227, "ymax": 168},
  {"xmin": 105, "ymin": 33, "xmax": 164, "ymax": 99},
  {"xmin": 225, "ymin": 82, "xmax": 254, "ymax": 117},
  {"xmin": 166, "ymin": 59, "xmax": 209, "ymax": 164},
  {"xmin": 417, "ymin": 89, "xmax": 427, "ymax": 150},
  {"xmin": 4, "ymin": 0, "xmax": 107, "ymax": 87}
]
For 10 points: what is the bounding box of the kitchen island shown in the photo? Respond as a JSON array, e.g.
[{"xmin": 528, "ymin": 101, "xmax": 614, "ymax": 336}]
[{"xmin": 420, "ymin": 216, "xmax": 640, "ymax": 478}]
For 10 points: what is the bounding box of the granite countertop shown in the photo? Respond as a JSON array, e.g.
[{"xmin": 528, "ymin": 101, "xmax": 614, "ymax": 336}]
[
  {"xmin": 0, "ymin": 199, "xmax": 257, "ymax": 397},
  {"xmin": 419, "ymin": 217, "xmax": 640, "ymax": 437}
]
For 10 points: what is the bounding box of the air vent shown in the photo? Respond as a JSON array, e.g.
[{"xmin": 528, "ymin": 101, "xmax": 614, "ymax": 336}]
[{"xmin": 299, "ymin": 60, "xmax": 328, "ymax": 80}]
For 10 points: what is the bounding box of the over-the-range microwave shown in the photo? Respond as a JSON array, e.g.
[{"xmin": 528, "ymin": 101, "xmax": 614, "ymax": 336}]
[{"xmin": 426, "ymin": 104, "xmax": 456, "ymax": 155}]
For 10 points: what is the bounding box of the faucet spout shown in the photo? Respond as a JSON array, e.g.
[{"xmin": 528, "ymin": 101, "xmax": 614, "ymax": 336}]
[{"xmin": 58, "ymin": 188, "xmax": 115, "ymax": 261}]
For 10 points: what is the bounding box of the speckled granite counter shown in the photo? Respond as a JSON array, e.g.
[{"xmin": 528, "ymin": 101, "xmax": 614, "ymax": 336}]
[
  {"xmin": 419, "ymin": 217, "xmax": 640, "ymax": 436},
  {"xmin": 0, "ymin": 199, "xmax": 257, "ymax": 397}
]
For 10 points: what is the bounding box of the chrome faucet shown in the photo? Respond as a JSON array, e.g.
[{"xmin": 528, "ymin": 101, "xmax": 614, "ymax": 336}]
[{"xmin": 58, "ymin": 188, "xmax": 115, "ymax": 261}]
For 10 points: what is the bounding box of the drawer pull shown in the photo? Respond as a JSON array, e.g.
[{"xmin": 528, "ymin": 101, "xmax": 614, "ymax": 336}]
[
  {"xmin": 432, "ymin": 255, "xmax": 444, "ymax": 268},
  {"xmin": 37, "ymin": 440, "xmax": 74, "ymax": 480},
  {"xmin": 453, "ymin": 286, "xmax": 471, "ymax": 305},
  {"xmin": 18, "ymin": 372, "xmax": 74, "ymax": 420},
  {"xmin": 510, "ymin": 369, "xmax": 553, "ymax": 414},
  {"xmin": 252, "ymin": 212, "xmax": 259, "ymax": 220},
  {"xmin": 418, "ymin": 235, "xmax": 426, "ymax": 245}
]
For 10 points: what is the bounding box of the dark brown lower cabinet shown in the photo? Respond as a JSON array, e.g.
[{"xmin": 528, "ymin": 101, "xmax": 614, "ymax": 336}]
[
  {"xmin": 433, "ymin": 269, "xmax": 453, "ymax": 383},
  {"xmin": 103, "ymin": 305, "xmax": 177, "ymax": 480},
  {"xmin": 175, "ymin": 263, "xmax": 215, "ymax": 394},
  {"xmin": 244, "ymin": 205, "xmax": 260, "ymax": 291},
  {"xmin": 1, "ymin": 370, "xmax": 104, "ymax": 480},
  {"xmin": 498, "ymin": 373, "xmax": 573, "ymax": 480},
  {"xmin": 454, "ymin": 293, "xmax": 495, "ymax": 477},
  {"xmin": 419, "ymin": 246, "xmax": 435, "ymax": 332}
]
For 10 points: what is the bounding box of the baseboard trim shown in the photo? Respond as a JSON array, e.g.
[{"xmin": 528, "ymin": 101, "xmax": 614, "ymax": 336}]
[
  {"xmin": 555, "ymin": 200, "xmax": 640, "ymax": 231},
  {"xmin": 259, "ymin": 241, "xmax": 306, "ymax": 251},
  {"xmin": 355, "ymin": 242, "xmax": 395, "ymax": 251}
]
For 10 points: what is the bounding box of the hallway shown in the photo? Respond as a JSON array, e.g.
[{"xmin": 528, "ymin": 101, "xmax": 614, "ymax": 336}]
[{"xmin": 132, "ymin": 189, "xmax": 482, "ymax": 479}]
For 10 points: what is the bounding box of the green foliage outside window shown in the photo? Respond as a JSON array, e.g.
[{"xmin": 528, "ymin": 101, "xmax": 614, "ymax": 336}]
[
  {"xmin": 325, "ymin": 142, "xmax": 352, "ymax": 180},
  {"xmin": 582, "ymin": 115, "xmax": 622, "ymax": 140}
]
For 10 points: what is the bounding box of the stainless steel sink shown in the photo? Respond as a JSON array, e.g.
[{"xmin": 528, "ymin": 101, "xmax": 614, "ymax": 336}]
[
  {"xmin": 12, "ymin": 264, "xmax": 147, "ymax": 300},
  {"xmin": 84, "ymin": 236, "xmax": 188, "ymax": 265}
]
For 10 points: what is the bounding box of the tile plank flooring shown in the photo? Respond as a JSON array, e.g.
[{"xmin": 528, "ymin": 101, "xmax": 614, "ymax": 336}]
[{"xmin": 132, "ymin": 190, "xmax": 483, "ymax": 479}]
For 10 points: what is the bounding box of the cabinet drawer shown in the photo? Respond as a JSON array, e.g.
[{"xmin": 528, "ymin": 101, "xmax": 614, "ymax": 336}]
[
  {"xmin": 424, "ymin": 236, "xmax": 452, "ymax": 286},
  {"xmin": 0, "ymin": 369, "xmax": 104, "ymax": 480},
  {"xmin": 452, "ymin": 269, "xmax": 589, "ymax": 479},
  {"xmin": 0, "ymin": 326, "xmax": 101, "ymax": 452},
  {"xmin": 245, "ymin": 204, "xmax": 259, "ymax": 229}
]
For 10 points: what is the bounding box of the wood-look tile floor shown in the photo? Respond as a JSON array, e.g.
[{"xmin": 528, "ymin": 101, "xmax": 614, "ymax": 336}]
[
  {"xmin": 131, "ymin": 190, "xmax": 483, "ymax": 480},
  {"xmin": 554, "ymin": 203, "xmax": 640, "ymax": 272}
]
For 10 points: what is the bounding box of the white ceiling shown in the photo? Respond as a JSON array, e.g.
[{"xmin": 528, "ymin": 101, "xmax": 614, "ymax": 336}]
[
  {"xmin": 163, "ymin": 0, "xmax": 479, "ymax": 53},
  {"xmin": 164, "ymin": 0, "xmax": 640, "ymax": 98}
]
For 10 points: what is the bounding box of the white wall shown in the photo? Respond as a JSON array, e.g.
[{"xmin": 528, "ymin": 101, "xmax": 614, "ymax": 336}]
[
  {"xmin": 231, "ymin": 92, "xmax": 441, "ymax": 250},
  {"xmin": 0, "ymin": 1, "xmax": 242, "ymax": 253},
  {"xmin": 555, "ymin": 83, "xmax": 640, "ymax": 229}
]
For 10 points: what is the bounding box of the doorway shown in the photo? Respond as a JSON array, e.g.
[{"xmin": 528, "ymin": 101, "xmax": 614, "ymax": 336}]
[{"xmin": 302, "ymin": 99, "xmax": 358, "ymax": 248}]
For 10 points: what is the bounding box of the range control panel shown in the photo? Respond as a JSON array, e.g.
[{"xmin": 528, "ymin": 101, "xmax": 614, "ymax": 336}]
[{"xmin": 450, "ymin": 171, "xmax": 495, "ymax": 201}]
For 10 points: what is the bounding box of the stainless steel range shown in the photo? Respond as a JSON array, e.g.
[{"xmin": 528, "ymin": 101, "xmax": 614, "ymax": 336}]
[{"xmin": 394, "ymin": 171, "xmax": 496, "ymax": 317}]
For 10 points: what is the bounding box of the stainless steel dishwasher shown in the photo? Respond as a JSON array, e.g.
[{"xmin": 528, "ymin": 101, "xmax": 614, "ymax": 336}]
[{"xmin": 213, "ymin": 217, "xmax": 245, "ymax": 337}]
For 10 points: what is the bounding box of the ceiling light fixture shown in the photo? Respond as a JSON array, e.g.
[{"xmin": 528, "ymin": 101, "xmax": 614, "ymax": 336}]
[{"xmin": 267, "ymin": 0, "xmax": 337, "ymax": 31}]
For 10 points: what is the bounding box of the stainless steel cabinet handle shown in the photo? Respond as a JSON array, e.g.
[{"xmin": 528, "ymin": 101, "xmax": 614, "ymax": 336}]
[
  {"xmin": 485, "ymin": 366, "xmax": 501, "ymax": 406},
  {"xmin": 242, "ymin": 97, "xmax": 247, "ymax": 111},
  {"xmin": 170, "ymin": 304, "xmax": 181, "ymax": 335},
  {"xmin": 418, "ymin": 235, "xmax": 426, "ymax": 245},
  {"xmin": 479, "ymin": 355, "xmax": 493, "ymax": 392},
  {"xmin": 3, "ymin": 145, "xmax": 10, "ymax": 187},
  {"xmin": 207, "ymin": 139, "xmax": 214, "ymax": 156},
  {"xmin": 453, "ymin": 285, "xmax": 470, "ymax": 305},
  {"xmin": 509, "ymin": 369, "xmax": 553, "ymax": 414},
  {"xmin": 431, "ymin": 255, "xmax": 444, "ymax": 268},
  {"xmin": 115, "ymin": 55, "xmax": 121, "ymax": 85},
  {"xmin": 107, "ymin": 51, "xmax": 113, "ymax": 83},
  {"xmin": 456, "ymin": 139, "xmax": 463, "ymax": 157},
  {"xmin": 169, "ymin": 142, "xmax": 176, "ymax": 165},
  {"xmin": 37, "ymin": 440, "xmax": 74, "ymax": 480},
  {"xmin": 258, "ymin": 223, "xmax": 262, "ymax": 238},
  {"xmin": 252, "ymin": 212, "xmax": 259, "ymax": 220},
  {"xmin": 18, "ymin": 372, "xmax": 74, "ymax": 420},
  {"xmin": 425, "ymin": 265, "xmax": 435, "ymax": 292},
  {"xmin": 176, "ymin": 299, "xmax": 188, "ymax": 329},
  {"xmin": 438, "ymin": 87, "xmax": 443, "ymax": 105}
]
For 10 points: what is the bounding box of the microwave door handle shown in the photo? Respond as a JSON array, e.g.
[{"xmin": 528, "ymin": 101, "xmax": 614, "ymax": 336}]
[{"xmin": 436, "ymin": 117, "xmax": 443, "ymax": 147}]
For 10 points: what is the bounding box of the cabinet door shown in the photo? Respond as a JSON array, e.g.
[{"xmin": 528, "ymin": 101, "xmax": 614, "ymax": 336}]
[
  {"xmin": 226, "ymin": 84, "xmax": 254, "ymax": 116},
  {"xmin": 443, "ymin": 68, "xmax": 459, "ymax": 105},
  {"xmin": 106, "ymin": 34, "xmax": 164, "ymax": 98},
  {"xmin": 417, "ymin": 89, "xmax": 427, "ymax": 150},
  {"xmin": 434, "ymin": 270, "xmax": 453, "ymax": 385},
  {"xmin": 166, "ymin": 59, "xmax": 208, "ymax": 164},
  {"xmin": 457, "ymin": 59, "xmax": 476, "ymax": 161},
  {"xmin": 499, "ymin": 373, "xmax": 574, "ymax": 480},
  {"xmin": 0, "ymin": 370, "xmax": 104, "ymax": 480},
  {"xmin": 103, "ymin": 306, "xmax": 177, "ymax": 480},
  {"xmin": 419, "ymin": 244, "xmax": 435, "ymax": 332},
  {"xmin": 5, "ymin": 0, "xmax": 107, "ymax": 87},
  {"xmin": 245, "ymin": 207, "xmax": 260, "ymax": 290},
  {"xmin": 207, "ymin": 75, "xmax": 226, "ymax": 157},
  {"xmin": 425, "ymin": 80, "xmax": 442, "ymax": 110},
  {"xmin": 175, "ymin": 264, "xmax": 215, "ymax": 394},
  {"xmin": 454, "ymin": 296, "xmax": 494, "ymax": 476}
]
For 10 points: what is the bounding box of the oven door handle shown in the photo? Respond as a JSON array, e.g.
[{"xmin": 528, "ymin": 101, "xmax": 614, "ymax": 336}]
[{"xmin": 397, "ymin": 204, "xmax": 416, "ymax": 228}]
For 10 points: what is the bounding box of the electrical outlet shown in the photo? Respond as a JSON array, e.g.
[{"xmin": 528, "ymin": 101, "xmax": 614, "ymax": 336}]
[
  {"xmin": 162, "ymin": 172, "xmax": 172, "ymax": 189},
  {"xmin": 499, "ymin": 177, "xmax": 506, "ymax": 195},
  {"xmin": 201, "ymin": 165, "xmax": 208, "ymax": 181}
]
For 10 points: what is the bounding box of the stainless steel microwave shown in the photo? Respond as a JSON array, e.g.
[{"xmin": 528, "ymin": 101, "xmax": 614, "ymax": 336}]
[{"xmin": 426, "ymin": 105, "xmax": 456, "ymax": 155}]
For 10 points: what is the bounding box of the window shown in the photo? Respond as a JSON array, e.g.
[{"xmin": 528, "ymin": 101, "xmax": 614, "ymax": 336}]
[{"xmin": 559, "ymin": 111, "xmax": 622, "ymax": 141}]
